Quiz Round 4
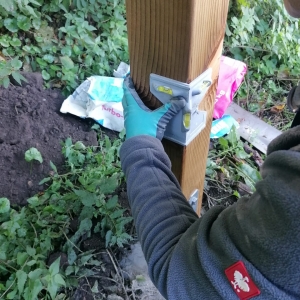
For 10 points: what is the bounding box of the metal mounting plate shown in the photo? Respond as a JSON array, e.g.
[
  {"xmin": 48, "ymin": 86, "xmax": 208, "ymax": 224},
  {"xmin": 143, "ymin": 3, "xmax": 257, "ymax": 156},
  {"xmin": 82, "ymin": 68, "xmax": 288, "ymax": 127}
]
[
  {"xmin": 150, "ymin": 69, "xmax": 212, "ymax": 145},
  {"xmin": 189, "ymin": 190, "xmax": 199, "ymax": 212}
]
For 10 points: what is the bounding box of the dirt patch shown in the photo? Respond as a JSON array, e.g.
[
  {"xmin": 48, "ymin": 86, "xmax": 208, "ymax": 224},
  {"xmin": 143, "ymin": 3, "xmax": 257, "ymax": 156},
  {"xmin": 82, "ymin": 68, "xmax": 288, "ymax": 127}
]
[
  {"xmin": 0, "ymin": 73, "xmax": 157, "ymax": 299},
  {"xmin": 0, "ymin": 72, "xmax": 249, "ymax": 299},
  {"xmin": 0, "ymin": 72, "xmax": 98, "ymax": 205}
]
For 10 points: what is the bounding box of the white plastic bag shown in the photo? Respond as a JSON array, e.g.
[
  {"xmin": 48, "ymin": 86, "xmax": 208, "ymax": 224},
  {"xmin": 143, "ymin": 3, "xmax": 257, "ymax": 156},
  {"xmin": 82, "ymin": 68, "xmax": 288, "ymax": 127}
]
[{"xmin": 60, "ymin": 76, "xmax": 124, "ymax": 132}]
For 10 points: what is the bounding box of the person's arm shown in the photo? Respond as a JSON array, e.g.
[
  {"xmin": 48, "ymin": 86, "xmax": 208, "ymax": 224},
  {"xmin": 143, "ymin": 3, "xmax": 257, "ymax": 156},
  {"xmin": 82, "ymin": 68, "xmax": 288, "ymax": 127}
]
[
  {"xmin": 121, "ymin": 75, "xmax": 300, "ymax": 299},
  {"xmin": 120, "ymin": 135, "xmax": 200, "ymax": 294},
  {"xmin": 121, "ymin": 127, "xmax": 300, "ymax": 299}
]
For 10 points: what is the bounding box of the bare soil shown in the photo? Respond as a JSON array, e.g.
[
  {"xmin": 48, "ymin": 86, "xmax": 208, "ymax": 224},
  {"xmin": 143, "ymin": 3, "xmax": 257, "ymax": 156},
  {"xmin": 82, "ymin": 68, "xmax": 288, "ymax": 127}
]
[
  {"xmin": 0, "ymin": 73, "xmax": 129, "ymax": 299},
  {"xmin": 0, "ymin": 73, "xmax": 158, "ymax": 299},
  {"xmin": 0, "ymin": 72, "xmax": 98, "ymax": 205}
]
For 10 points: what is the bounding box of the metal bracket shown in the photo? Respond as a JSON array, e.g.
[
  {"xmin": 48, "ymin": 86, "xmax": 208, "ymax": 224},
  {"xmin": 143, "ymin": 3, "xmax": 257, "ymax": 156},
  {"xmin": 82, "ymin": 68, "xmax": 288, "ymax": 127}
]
[
  {"xmin": 189, "ymin": 190, "xmax": 199, "ymax": 212},
  {"xmin": 150, "ymin": 69, "xmax": 212, "ymax": 145}
]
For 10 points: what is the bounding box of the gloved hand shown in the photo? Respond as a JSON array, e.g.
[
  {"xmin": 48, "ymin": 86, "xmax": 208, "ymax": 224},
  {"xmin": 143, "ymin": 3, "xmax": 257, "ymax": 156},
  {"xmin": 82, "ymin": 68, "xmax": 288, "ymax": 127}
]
[{"xmin": 122, "ymin": 75, "xmax": 186, "ymax": 140}]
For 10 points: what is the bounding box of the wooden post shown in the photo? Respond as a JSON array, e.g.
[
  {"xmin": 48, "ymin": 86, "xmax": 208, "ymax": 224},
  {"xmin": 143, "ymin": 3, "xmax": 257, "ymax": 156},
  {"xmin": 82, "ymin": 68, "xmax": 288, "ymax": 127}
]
[{"xmin": 126, "ymin": 0, "xmax": 229, "ymax": 215}]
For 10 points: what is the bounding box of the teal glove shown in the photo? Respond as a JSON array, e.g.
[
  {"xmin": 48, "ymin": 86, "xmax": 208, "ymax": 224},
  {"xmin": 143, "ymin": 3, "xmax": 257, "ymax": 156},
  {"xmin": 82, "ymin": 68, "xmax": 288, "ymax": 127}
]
[{"xmin": 122, "ymin": 76, "xmax": 186, "ymax": 140}]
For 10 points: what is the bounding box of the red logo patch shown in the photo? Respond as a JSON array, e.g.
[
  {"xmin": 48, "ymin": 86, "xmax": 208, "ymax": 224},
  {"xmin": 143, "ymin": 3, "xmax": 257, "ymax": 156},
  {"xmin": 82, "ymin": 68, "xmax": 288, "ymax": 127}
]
[{"xmin": 225, "ymin": 261, "xmax": 261, "ymax": 300}]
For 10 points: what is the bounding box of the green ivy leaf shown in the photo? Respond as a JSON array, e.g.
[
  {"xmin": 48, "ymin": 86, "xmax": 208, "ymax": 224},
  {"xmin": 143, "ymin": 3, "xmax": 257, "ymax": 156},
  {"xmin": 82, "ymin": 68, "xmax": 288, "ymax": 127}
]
[
  {"xmin": 0, "ymin": 198, "xmax": 10, "ymax": 214},
  {"xmin": 65, "ymin": 266, "xmax": 74, "ymax": 276},
  {"xmin": 91, "ymin": 124, "xmax": 100, "ymax": 130},
  {"xmin": 43, "ymin": 54, "xmax": 55, "ymax": 64},
  {"xmin": 84, "ymin": 55, "xmax": 93, "ymax": 67},
  {"xmin": 17, "ymin": 227, "xmax": 27, "ymax": 238},
  {"xmin": 105, "ymin": 230, "xmax": 112, "ymax": 248},
  {"xmin": 0, "ymin": 39, "xmax": 10, "ymax": 47},
  {"xmin": 64, "ymin": 137, "xmax": 72, "ymax": 147},
  {"xmin": 4, "ymin": 19, "xmax": 19, "ymax": 33},
  {"xmin": 36, "ymin": 57, "xmax": 48, "ymax": 67},
  {"xmin": 35, "ymin": 36, "xmax": 44, "ymax": 43},
  {"xmin": 235, "ymin": 149, "xmax": 249, "ymax": 159},
  {"xmin": 17, "ymin": 15, "xmax": 31, "ymax": 31},
  {"xmin": 50, "ymin": 161, "xmax": 57, "ymax": 173},
  {"xmin": 26, "ymin": 246, "xmax": 36, "ymax": 257},
  {"xmin": 42, "ymin": 70, "xmax": 51, "ymax": 80},
  {"xmin": 238, "ymin": 162, "xmax": 262, "ymax": 192},
  {"xmin": 0, "ymin": 0, "xmax": 15, "ymax": 11},
  {"xmin": 233, "ymin": 190, "xmax": 241, "ymax": 198},
  {"xmin": 23, "ymin": 45, "xmax": 33, "ymax": 54},
  {"xmin": 2, "ymin": 48, "xmax": 15, "ymax": 57},
  {"xmin": 32, "ymin": 18, "xmax": 42, "ymax": 29},
  {"xmin": 218, "ymin": 137, "xmax": 229, "ymax": 149},
  {"xmin": 110, "ymin": 209, "xmax": 125, "ymax": 219},
  {"xmin": 25, "ymin": 5, "xmax": 37, "ymax": 17},
  {"xmin": 61, "ymin": 46, "xmax": 72, "ymax": 57},
  {"xmin": 106, "ymin": 195, "xmax": 118, "ymax": 210},
  {"xmin": 67, "ymin": 248, "xmax": 77, "ymax": 265},
  {"xmin": 2, "ymin": 76, "xmax": 10, "ymax": 88},
  {"xmin": 47, "ymin": 279, "xmax": 59, "ymax": 300},
  {"xmin": 10, "ymin": 57, "xmax": 23, "ymax": 70},
  {"xmin": 60, "ymin": 56, "xmax": 74, "ymax": 70},
  {"xmin": 50, "ymin": 65, "xmax": 61, "ymax": 71},
  {"xmin": 28, "ymin": 268, "xmax": 44, "ymax": 280},
  {"xmin": 17, "ymin": 252, "xmax": 28, "ymax": 266},
  {"xmin": 30, "ymin": 279, "xmax": 43, "ymax": 299},
  {"xmin": 119, "ymin": 129, "xmax": 126, "ymax": 140},
  {"xmin": 73, "ymin": 45, "xmax": 81, "ymax": 55},
  {"xmin": 105, "ymin": 135, "xmax": 111, "ymax": 149},
  {"xmin": 99, "ymin": 175, "xmax": 119, "ymax": 194},
  {"xmin": 29, "ymin": 0, "xmax": 41, "ymax": 6},
  {"xmin": 25, "ymin": 147, "xmax": 43, "ymax": 163},
  {"xmin": 16, "ymin": 270, "xmax": 27, "ymax": 294},
  {"xmin": 26, "ymin": 260, "xmax": 36, "ymax": 266},
  {"xmin": 11, "ymin": 71, "xmax": 27, "ymax": 85},
  {"xmin": 49, "ymin": 257, "xmax": 60, "ymax": 276},
  {"xmin": 39, "ymin": 177, "xmax": 51, "ymax": 185},
  {"xmin": 74, "ymin": 189, "xmax": 97, "ymax": 207},
  {"xmin": 78, "ymin": 218, "xmax": 93, "ymax": 233},
  {"xmin": 0, "ymin": 66, "xmax": 11, "ymax": 78},
  {"xmin": 226, "ymin": 126, "xmax": 239, "ymax": 146},
  {"xmin": 10, "ymin": 38, "xmax": 21, "ymax": 47},
  {"xmin": 79, "ymin": 253, "xmax": 93, "ymax": 266},
  {"xmin": 54, "ymin": 274, "xmax": 66, "ymax": 286},
  {"xmin": 6, "ymin": 288, "xmax": 17, "ymax": 299},
  {"xmin": 27, "ymin": 196, "xmax": 40, "ymax": 207},
  {"xmin": 79, "ymin": 206, "xmax": 94, "ymax": 221},
  {"xmin": 74, "ymin": 141, "xmax": 86, "ymax": 150}
]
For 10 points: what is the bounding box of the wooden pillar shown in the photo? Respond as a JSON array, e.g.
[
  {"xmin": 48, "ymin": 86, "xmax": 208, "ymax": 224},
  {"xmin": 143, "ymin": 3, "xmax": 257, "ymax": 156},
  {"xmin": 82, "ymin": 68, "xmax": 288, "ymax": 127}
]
[{"xmin": 126, "ymin": 0, "xmax": 229, "ymax": 215}]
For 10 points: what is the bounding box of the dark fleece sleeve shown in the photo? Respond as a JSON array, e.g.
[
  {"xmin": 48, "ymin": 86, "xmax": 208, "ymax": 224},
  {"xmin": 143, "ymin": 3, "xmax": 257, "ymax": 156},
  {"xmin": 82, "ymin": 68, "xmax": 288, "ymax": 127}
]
[{"xmin": 120, "ymin": 126, "xmax": 300, "ymax": 300}]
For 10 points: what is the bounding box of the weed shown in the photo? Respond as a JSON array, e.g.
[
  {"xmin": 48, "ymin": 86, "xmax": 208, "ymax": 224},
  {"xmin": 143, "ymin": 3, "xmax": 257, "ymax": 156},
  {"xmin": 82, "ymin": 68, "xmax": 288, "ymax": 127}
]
[
  {"xmin": 0, "ymin": 132, "xmax": 132, "ymax": 299},
  {"xmin": 0, "ymin": 0, "xmax": 128, "ymax": 94},
  {"xmin": 25, "ymin": 147, "xmax": 43, "ymax": 174},
  {"xmin": 206, "ymin": 127, "xmax": 262, "ymax": 207},
  {"xmin": 226, "ymin": 0, "xmax": 300, "ymax": 121},
  {"xmin": 1, "ymin": 0, "xmax": 298, "ymax": 125}
]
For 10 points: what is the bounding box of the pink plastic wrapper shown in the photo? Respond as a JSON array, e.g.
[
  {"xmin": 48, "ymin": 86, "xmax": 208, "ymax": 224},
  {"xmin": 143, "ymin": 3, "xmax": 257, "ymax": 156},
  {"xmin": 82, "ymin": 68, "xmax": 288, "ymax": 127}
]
[{"xmin": 213, "ymin": 56, "xmax": 247, "ymax": 119}]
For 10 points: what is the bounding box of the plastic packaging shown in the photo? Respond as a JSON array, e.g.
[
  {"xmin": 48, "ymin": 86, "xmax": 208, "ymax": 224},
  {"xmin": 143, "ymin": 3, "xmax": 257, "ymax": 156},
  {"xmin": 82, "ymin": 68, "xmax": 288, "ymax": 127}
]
[
  {"xmin": 113, "ymin": 62, "xmax": 130, "ymax": 78},
  {"xmin": 60, "ymin": 76, "xmax": 124, "ymax": 132},
  {"xmin": 213, "ymin": 56, "xmax": 247, "ymax": 119},
  {"xmin": 210, "ymin": 115, "xmax": 240, "ymax": 139}
]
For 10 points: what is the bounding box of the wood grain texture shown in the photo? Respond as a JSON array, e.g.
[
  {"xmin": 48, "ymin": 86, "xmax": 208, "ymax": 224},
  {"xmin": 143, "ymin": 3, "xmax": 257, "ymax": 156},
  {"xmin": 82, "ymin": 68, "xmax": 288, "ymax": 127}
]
[
  {"xmin": 126, "ymin": 0, "xmax": 229, "ymax": 214},
  {"xmin": 126, "ymin": 0, "xmax": 228, "ymax": 108}
]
